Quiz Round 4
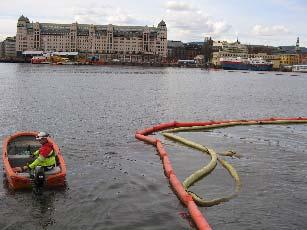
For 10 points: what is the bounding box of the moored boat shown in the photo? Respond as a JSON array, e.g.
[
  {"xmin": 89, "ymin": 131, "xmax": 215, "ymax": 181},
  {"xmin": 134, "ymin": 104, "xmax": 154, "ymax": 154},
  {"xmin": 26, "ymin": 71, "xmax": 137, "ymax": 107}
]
[
  {"xmin": 220, "ymin": 57, "xmax": 249, "ymax": 70},
  {"xmin": 31, "ymin": 56, "xmax": 49, "ymax": 64},
  {"xmin": 2, "ymin": 132, "xmax": 66, "ymax": 190},
  {"xmin": 248, "ymin": 58, "xmax": 273, "ymax": 71},
  {"xmin": 220, "ymin": 57, "xmax": 273, "ymax": 71},
  {"xmin": 292, "ymin": 64, "xmax": 307, "ymax": 73}
]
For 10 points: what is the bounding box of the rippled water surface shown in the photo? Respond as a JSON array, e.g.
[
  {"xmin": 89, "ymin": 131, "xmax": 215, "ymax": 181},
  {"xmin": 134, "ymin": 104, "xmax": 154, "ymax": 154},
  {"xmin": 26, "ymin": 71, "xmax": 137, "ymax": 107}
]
[{"xmin": 0, "ymin": 64, "xmax": 307, "ymax": 229}]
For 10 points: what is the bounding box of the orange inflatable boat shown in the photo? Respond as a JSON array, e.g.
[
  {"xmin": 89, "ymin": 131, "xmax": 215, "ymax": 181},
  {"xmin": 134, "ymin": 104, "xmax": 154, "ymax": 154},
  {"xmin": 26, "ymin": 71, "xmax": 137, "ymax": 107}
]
[{"xmin": 2, "ymin": 132, "xmax": 66, "ymax": 190}]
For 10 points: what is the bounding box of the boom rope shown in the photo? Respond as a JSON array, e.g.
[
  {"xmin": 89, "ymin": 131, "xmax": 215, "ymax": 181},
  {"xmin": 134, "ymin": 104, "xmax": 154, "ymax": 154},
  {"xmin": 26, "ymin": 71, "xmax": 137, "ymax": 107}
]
[{"xmin": 162, "ymin": 132, "xmax": 241, "ymax": 207}]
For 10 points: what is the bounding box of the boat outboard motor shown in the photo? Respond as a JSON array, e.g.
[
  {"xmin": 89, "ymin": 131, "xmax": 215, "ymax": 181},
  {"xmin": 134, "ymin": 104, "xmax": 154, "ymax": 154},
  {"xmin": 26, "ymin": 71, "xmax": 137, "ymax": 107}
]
[{"xmin": 32, "ymin": 166, "xmax": 45, "ymax": 194}]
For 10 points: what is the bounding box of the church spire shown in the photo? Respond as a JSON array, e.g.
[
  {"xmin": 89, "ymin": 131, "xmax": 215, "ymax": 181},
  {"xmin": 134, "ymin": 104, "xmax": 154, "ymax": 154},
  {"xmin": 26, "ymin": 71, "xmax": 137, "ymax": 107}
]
[{"xmin": 296, "ymin": 37, "xmax": 301, "ymax": 53}]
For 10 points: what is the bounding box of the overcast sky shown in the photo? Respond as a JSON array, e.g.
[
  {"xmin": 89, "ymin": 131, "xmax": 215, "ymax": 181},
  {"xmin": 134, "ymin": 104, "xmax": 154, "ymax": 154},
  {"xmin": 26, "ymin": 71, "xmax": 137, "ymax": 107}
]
[{"xmin": 0, "ymin": 0, "xmax": 306, "ymax": 46}]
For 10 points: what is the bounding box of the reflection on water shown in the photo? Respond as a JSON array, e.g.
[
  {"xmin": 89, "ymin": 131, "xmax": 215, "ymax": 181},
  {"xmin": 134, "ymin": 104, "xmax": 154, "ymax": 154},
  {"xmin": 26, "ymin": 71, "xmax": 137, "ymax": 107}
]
[
  {"xmin": 30, "ymin": 192, "xmax": 57, "ymax": 229},
  {"xmin": 0, "ymin": 178, "xmax": 67, "ymax": 230},
  {"xmin": 0, "ymin": 64, "xmax": 307, "ymax": 229}
]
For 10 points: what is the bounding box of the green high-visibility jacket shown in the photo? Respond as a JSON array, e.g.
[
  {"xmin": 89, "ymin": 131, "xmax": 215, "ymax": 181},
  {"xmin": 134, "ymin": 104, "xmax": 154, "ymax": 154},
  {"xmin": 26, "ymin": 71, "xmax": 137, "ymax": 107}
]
[{"xmin": 29, "ymin": 149, "xmax": 56, "ymax": 170}]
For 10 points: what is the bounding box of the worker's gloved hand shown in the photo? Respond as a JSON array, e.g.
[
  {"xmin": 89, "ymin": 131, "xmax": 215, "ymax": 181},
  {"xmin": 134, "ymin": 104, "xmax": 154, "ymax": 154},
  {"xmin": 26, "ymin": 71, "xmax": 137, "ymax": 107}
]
[
  {"xmin": 13, "ymin": 166, "xmax": 28, "ymax": 173},
  {"xmin": 13, "ymin": 167, "xmax": 22, "ymax": 173}
]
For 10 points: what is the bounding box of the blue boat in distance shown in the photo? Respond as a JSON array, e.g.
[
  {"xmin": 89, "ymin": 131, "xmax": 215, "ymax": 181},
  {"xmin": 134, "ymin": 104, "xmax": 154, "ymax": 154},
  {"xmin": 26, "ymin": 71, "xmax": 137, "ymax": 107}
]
[{"xmin": 220, "ymin": 57, "xmax": 273, "ymax": 71}]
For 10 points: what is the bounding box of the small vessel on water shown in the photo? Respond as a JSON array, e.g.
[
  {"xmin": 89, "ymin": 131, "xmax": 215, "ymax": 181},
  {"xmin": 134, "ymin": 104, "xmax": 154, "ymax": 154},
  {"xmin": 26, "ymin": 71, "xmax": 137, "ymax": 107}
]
[
  {"xmin": 220, "ymin": 57, "xmax": 273, "ymax": 71},
  {"xmin": 2, "ymin": 132, "xmax": 66, "ymax": 190},
  {"xmin": 292, "ymin": 64, "xmax": 307, "ymax": 73},
  {"xmin": 31, "ymin": 56, "xmax": 50, "ymax": 64},
  {"xmin": 220, "ymin": 57, "xmax": 249, "ymax": 70},
  {"xmin": 248, "ymin": 58, "xmax": 273, "ymax": 71}
]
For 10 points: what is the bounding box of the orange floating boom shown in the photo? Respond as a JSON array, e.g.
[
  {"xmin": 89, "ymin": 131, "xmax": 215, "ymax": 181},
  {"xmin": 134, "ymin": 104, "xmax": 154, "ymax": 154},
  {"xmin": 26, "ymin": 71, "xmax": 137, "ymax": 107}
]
[{"xmin": 135, "ymin": 117, "xmax": 307, "ymax": 230}]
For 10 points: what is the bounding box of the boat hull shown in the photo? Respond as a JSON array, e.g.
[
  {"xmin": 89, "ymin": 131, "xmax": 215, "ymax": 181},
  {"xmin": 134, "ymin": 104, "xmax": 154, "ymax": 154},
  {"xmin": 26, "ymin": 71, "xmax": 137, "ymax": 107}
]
[
  {"xmin": 221, "ymin": 61, "xmax": 249, "ymax": 70},
  {"xmin": 292, "ymin": 65, "xmax": 307, "ymax": 73},
  {"xmin": 31, "ymin": 57, "xmax": 49, "ymax": 64},
  {"xmin": 221, "ymin": 62, "xmax": 273, "ymax": 71},
  {"xmin": 250, "ymin": 64, "xmax": 273, "ymax": 71},
  {"xmin": 2, "ymin": 132, "xmax": 66, "ymax": 190}
]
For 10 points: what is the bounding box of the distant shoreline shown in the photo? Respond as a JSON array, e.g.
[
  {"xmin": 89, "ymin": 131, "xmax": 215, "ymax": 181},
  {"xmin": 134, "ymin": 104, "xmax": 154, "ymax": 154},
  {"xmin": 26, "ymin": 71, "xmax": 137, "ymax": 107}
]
[
  {"xmin": 0, "ymin": 59, "xmax": 297, "ymax": 72},
  {"xmin": 0, "ymin": 60, "xmax": 201, "ymax": 68},
  {"xmin": 0, "ymin": 59, "xmax": 30, "ymax": 63}
]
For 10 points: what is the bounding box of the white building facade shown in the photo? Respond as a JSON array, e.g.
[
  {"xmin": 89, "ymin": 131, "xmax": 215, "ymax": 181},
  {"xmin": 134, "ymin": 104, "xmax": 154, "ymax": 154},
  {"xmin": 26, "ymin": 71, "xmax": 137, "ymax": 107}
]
[{"xmin": 16, "ymin": 15, "xmax": 167, "ymax": 60}]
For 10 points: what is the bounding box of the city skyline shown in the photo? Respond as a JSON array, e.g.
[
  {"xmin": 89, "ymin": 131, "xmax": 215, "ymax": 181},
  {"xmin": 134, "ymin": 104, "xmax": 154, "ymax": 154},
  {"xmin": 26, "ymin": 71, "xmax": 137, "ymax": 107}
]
[{"xmin": 0, "ymin": 0, "xmax": 306, "ymax": 46}]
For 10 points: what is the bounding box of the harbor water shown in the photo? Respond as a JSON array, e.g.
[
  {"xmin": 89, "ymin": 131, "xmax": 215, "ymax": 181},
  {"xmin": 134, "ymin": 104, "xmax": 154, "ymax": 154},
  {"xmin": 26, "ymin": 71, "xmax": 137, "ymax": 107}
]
[{"xmin": 0, "ymin": 63, "xmax": 307, "ymax": 229}]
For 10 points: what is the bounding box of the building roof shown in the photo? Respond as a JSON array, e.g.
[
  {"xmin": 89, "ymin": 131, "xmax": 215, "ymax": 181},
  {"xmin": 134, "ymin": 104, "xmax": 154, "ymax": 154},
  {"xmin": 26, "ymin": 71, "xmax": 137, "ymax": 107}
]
[
  {"xmin": 158, "ymin": 20, "xmax": 166, "ymax": 27},
  {"xmin": 4, "ymin": 36, "xmax": 16, "ymax": 42},
  {"xmin": 26, "ymin": 22, "xmax": 159, "ymax": 36},
  {"xmin": 186, "ymin": 41, "xmax": 204, "ymax": 46},
  {"xmin": 40, "ymin": 23, "xmax": 71, "ymax": 34},
  {"xmin": 18, "ymin": 15, "xmax": 30, "ymax": 23},
  {"xmin": 52, "ymin": 52, "xmax": 78, "ymax": 56},
  {"xmin": 273, "ymin": 46, "xmax": 307, "ymax": 54},
  {"xmin": 167, "ymin": 40, "xmax": 184, "ymax": 48},
  {"xmin": 22, "ymin": 51, "xmax": 44, "ymax": 55}
]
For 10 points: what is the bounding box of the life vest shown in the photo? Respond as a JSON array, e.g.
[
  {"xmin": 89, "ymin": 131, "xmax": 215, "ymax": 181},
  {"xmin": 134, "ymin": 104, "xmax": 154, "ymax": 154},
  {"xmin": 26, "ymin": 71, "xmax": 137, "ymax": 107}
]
[{"xmin": 29, "ymin": 142, "xmax": 56, "ymax": 170}]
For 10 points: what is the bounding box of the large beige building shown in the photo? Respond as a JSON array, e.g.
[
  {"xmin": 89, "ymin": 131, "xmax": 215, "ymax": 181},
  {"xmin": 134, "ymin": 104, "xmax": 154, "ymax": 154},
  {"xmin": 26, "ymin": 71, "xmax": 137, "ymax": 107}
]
[{"xmin": 16, "ymin": 15, "xmax": 167, "ymax": 60}]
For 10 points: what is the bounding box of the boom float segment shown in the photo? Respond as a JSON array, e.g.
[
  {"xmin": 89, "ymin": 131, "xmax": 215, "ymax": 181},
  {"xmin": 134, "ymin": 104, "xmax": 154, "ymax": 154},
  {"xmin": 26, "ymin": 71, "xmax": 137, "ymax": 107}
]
[{"xmin": 135, "ymin": 117, "xmax": 307, "ymax": 230}]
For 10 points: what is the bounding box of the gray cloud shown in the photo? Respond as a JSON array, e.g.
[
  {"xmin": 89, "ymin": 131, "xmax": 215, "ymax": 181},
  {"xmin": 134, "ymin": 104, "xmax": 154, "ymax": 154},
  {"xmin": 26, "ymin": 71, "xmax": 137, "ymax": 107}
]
[
  {"xmin": 252, "ymin": 24, "xmax": 289, "ymax": 36},
  {"xmin": 0, "ymin": 18, "xmax": 17, "ymax": 40},
  {"xmin": 165, "ymin": 4, "xmax": 232, "ymax": 41},
  {"xmin": 270, "ymin": 0, "xmax": 307, "ymax": 12},
  {"xmin": 73, "ymin": 4, "xmax": 143, "ymax": 25},
  {"xmin": 165, "ymin": 1, "xmax": 195, "ymax": 11}
]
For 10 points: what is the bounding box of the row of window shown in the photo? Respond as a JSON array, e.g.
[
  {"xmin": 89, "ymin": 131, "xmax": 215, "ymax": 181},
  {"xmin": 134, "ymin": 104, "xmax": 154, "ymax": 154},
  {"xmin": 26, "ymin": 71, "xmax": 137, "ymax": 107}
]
[
  {"xmin": 216, "ymin": 53, "xmax": 275, "ymax": 59},
  {"xmin": 19, "ymin": 33, "xmax": 164, "ymax": 40}
]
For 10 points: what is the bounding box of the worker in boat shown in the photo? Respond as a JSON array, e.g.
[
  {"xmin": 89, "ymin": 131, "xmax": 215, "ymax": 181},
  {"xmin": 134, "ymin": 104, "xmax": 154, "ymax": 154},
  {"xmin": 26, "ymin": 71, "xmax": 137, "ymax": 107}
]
[{"xmin": 14, "ymin": 132, "xmax": 56, "ymax": 173}]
